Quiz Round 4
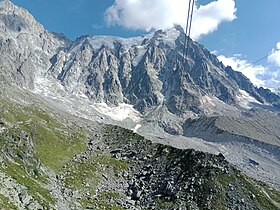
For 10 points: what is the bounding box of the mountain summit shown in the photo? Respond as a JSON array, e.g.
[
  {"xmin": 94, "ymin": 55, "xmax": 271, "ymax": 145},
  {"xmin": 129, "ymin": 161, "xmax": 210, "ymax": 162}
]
[{"xmin": 47, "ymin": 25, "xmax": 280, "ymax": 116}]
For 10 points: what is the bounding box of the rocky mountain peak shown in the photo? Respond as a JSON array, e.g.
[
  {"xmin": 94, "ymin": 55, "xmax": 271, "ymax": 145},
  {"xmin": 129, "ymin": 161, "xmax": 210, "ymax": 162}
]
[
  {"xmin": 0, "ymin": 0, "xmax": 16, "ymax": 11},
  {"xmin": 0, "ymin": 1, "xmax": 279, "ymax": 125},
  {"xmin": 0, "ymin": 0, "xmax": 70, "ymax": 89},
  {"xmin": 37, "ymin": 20, "xmax": 280, "ymax": 118},
  {"xmin": 0, "ymin": 0, "xmax": 44, "ymax": 34},
  {"xmin": 173, "ymin": 24, "xmax": 185, "ymax": 33}
]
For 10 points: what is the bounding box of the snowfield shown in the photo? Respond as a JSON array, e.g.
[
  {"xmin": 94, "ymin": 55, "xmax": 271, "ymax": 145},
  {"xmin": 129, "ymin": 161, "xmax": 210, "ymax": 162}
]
[{"xmin": 92, "ymin": 102, "xmax": 141, "ymax": 122}]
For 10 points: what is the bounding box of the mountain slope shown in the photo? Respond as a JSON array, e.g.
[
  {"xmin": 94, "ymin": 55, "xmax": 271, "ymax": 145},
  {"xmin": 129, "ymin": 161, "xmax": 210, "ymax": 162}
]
[
  {"xmin": 1, "ymin": 0, "xmax": 279, "ymax": 122},
  {"xmin": 1, "ymin": 2, "xmax": 277, "ymax": 147},
  {"xmin": 1, "ymin": 0, "xmax": 279, "ymax": 116},
  {"xmin": 0, "ymin": 88, "xmax": 280, "ymax": 209}
]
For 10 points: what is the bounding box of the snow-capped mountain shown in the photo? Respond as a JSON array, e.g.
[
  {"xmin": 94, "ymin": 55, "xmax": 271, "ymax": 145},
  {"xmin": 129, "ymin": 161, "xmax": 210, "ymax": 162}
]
[
  {"xmin": 1, "ymin": 0, "xmax": 280, "ymax": 193},
  {"xmin": 48, "ymin": 25, "xmax": 280, "ymax": 115},
  {"xmin": 1, "ymin": 0, "xmax": 279, "ymax": 116},
  {"xmin": 1, "ymin": 0, "xmax": 279, "ymax": 117}
]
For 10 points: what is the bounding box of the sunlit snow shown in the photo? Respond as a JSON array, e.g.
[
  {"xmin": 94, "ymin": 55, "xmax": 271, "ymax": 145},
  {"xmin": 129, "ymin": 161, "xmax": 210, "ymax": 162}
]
[
  {"xmin": 237, "ymin": 89, "xmax": 262, "ymax": 109},
  {"xmin": 162, "ymin": 28, "xmax": 180, "ymax": 49},
  {"xmin": 92, "ymin": 102, "xmax": 141, "ymax": 122},
  {"xmin": 133, "ymin": 124, "xmax": 142, "ymax": 133}
]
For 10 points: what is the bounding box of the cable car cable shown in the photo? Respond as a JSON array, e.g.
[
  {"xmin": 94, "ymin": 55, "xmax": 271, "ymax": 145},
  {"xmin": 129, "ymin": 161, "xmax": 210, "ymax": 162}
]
[{"xmin": 183, "ymin": 0, "xmax": 194, "ymax": 63}]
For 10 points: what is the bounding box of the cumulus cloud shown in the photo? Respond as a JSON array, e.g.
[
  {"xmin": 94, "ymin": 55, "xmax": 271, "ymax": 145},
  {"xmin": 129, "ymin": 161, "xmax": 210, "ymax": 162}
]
[
  {"xmin": 266, "ymin": 42, "xmax": 280, "ymax": 91},
  {"xmin": 192, "ymin": 0, "xmax": 236, "ymax": 38},
  {"xmin": 217, "ymin": 54, "xmax": 266, "ymax": 87},
  {"xmin": 218, "ymin": 49, "xmax": 280, "ymax": 91},
  {"xmin": 268, "ymin": 42, "xmax": 280, "ymax": 67},
  {"xmin": 105, "ymin": 0, "xmax": 237, "ymax": 39}
]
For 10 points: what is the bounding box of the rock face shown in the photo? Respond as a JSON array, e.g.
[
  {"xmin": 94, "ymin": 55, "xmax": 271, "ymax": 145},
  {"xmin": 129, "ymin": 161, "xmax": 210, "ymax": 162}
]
[
  {"xmin": 47, "ymin": 27, "xmax": 280, "ymax": 115},
  {"xmin": 0, "ymin": 0, "xmax": 70, "ymax": 89},
  {"xmin": 1, "ymin": 1, "xmax": 279, "ymax": 117}
]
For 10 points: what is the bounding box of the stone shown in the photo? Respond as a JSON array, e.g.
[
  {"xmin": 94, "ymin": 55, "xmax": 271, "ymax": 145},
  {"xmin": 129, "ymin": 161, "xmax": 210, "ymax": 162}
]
[
  {"xmin": 0, "ymin": 119, "xmax": 5, "ymax": 125},
  {"xmin": 250, "ymin": 193, "xmax": 256, "ymax": 199},
  {"xmin": 126, "ymin": 199, "xmax": 136, "ymax": 206},
  {"xmin": 19, "ymin": 190, "xmax": 31, "ymax": 205},
  {"xmin": 26, "ymin": 202, "xmax": 39, "ymax": 210}
]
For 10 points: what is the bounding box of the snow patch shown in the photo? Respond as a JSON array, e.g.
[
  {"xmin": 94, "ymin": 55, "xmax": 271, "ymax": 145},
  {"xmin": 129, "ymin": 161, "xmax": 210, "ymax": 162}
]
[
  {"xmin": 132, "ymin": 46, "xmax": 147, "ymax": 67},
  {"xmin": 237, "ymin": 89, "xmax": 262, "ymax": 109},
  {"xmin": 92, "ymin": 103, "xmax": 141, "ymax": 122},
  {"xmin": 133, "ymin": 124, "xmax": 142, "ymax": 133},
  {"xmin": 71, "ymin": 35, "xmax": 151, "ymax": 54},
  {"xmin": 162, "ymin": 28, "xmax": 180, "ymax": 49},
  {"xmin": 33, "ymin": 75, "xmax": 142, "ymax": 123}
]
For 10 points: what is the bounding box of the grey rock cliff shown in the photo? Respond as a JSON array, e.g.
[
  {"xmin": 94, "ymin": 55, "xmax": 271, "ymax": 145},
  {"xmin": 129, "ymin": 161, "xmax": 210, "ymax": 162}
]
[
  {"xmin": 46, "ymin": 25, "xmax": 280, "ymax": 116},
  {"xmin": 0, "ymin": 0, "xmax": 70, "ymax": 89},
  {"xmin": 1, "ymin": 1, "xmax": 279, "ymax": 117}
]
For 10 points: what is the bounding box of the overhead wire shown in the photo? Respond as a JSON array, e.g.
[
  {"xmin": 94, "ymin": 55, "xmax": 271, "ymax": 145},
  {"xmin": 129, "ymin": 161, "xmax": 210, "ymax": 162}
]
[
  {"xmin": 182, "ymin": 0, "xmax": 192, "ymax": 64},
  {"xmin": 183, "ymin": 0, "xmax": 195, "ymax": 65},
  {"xmin": 179, "ymin": 0, "xmax": 195, "ymax": 110},
  {"xmin": 177, "ymin": 0, "xmax": 279, "ymax": 111}
]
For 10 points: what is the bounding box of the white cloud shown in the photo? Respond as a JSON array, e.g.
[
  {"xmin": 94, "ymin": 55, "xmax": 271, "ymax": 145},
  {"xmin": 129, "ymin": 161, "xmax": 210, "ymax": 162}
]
[
  {"xmin": 268, "ymin": 42, "xmax": 280, "ymax": 67},
  {"xmin": 105, "ymin": 0, "xmax": 237, "ymax": 39},
  {"xmin": 217, "ymin": 50, "xmax": 280, "ymax": 91},
  {"xmin": 265, "ymin": 42, "xmax": 280, "ymax": 91},
  {"xmin": 217, "ymin": 54, "xmax": 266, "ymax": 87},
  {"xmin": 192, "ymin": 0, "xmax": 236, "ymax": 39}
]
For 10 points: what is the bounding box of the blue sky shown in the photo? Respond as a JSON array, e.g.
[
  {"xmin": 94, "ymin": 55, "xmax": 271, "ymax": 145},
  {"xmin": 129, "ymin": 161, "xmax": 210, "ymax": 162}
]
[{"xmin": 10, "ymin": 0, "xmax": 280, "ymax": 90}]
